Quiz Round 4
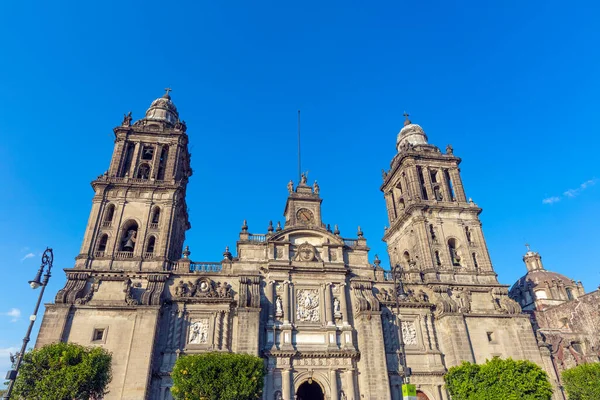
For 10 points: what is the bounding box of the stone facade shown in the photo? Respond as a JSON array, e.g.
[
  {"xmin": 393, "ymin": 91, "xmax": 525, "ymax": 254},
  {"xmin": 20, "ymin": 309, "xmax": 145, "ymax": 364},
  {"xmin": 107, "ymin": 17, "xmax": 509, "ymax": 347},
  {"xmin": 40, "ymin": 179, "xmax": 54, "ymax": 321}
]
[
  {"xmin": 509, "ymin": 249, "xmax": 600, "ymax": 399},
  {"xmin": 36, "ymin": 97, "xmax": 576, "ymax": 400}
]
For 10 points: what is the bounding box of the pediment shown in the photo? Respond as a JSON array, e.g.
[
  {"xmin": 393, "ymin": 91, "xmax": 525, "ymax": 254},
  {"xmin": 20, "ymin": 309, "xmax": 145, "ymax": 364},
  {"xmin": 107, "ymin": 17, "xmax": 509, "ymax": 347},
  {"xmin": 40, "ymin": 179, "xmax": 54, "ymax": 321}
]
[{"xmin": 268, "ymin": 227, "xmax": 344, "ymax": 247}]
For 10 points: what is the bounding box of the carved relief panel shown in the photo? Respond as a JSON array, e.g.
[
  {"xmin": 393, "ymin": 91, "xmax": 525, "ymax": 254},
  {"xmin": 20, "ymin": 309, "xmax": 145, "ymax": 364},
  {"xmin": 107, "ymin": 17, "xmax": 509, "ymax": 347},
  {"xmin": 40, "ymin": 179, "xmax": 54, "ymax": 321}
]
[{"xmin": 296, "ymin": 288, "xmax": 320, "ymax": 323}]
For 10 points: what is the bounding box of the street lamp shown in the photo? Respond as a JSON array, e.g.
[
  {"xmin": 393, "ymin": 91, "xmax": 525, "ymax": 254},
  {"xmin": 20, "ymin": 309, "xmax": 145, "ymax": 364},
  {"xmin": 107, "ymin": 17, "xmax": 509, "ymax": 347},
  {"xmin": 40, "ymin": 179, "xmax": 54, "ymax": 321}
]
[
  {"xmin": 393, "ymin": 263, "xmax": 412, "ymax": 397},
  {"xmin": 4, "ymin": 248, "xmax": 54, "ymax": 400}
]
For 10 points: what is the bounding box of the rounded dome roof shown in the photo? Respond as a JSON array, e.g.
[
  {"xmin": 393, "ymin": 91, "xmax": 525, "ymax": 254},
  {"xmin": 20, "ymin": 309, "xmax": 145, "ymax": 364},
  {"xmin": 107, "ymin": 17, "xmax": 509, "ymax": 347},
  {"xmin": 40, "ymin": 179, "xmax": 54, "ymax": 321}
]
[
  {"xmin": 510, "ymin": 269, "xmax": 575, "ymax": 293},
  {"xmin": 396, "ymin": 122, "xmax": 428, "ymax": 150},
  {"xmin": 143, "ymin": 92, "xmax": 179, "ymax": 125}
]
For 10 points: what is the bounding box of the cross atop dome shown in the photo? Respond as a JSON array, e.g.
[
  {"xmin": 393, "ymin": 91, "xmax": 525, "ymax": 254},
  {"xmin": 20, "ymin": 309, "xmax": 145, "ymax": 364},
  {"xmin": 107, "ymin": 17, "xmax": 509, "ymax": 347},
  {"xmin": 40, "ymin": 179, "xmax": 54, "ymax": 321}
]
[{"xmin": 163, "ymin": 87, "xmax": 172, "ymax": 99}]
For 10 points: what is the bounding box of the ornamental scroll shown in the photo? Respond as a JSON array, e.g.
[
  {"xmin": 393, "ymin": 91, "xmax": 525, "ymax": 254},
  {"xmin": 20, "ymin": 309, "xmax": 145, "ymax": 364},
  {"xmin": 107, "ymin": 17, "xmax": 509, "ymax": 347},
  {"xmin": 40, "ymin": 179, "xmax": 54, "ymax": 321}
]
[{"xmin": 296, "ymin": 289, "xmax": 320, "ymax": 322}]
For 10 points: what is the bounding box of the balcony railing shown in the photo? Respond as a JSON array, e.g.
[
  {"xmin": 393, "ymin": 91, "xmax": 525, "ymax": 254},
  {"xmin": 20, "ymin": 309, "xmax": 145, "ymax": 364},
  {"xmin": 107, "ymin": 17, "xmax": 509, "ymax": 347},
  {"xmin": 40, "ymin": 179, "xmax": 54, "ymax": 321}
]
[
  {"xmin": 143, "ymin": 252, "xmax": 154, "ymax": 259},
  {"xmin": 94, "ymin": 251, "xmax": 105, "ymax": 258},
  {"xmin": 248, "ymin": 234, "xmax": 267, "ymax": 243},
  {"xmin": 115, "ymin": 251, "xmax": 134, "ymax": 259},
  {"xmin": 190, "ymin": 262, "xmax": 222, "ymax": 273},
  {"xmin": 149, "ymin": 223, "xmax": 159, "ymax": 230},
  {"xmin": 383, "ymin": 271, "xmax": 394, "ymax": 281},
  {"xmin": 101, "ymin": 221, "xmax": 112, "ymax": 228}
]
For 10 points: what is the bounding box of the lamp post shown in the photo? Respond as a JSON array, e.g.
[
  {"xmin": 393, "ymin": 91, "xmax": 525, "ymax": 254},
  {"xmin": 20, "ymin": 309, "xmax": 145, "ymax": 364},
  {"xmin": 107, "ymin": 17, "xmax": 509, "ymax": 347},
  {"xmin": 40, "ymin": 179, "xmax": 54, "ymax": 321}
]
[
  {"xmin": 393, "ymin": 263, "xmax": 411, "ymax": 397},
  {"xmin": 4, "ymin": 248, "xmax": 53, "ymax": 400}
]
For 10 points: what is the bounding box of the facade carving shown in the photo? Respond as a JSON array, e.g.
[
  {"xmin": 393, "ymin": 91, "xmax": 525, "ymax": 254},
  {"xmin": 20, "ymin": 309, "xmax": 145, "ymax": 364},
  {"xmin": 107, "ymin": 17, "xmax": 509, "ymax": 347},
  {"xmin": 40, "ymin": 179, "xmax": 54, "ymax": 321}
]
[{"xmin": 33, "ymin": 95, "xmax": 594, "ymax": 400}]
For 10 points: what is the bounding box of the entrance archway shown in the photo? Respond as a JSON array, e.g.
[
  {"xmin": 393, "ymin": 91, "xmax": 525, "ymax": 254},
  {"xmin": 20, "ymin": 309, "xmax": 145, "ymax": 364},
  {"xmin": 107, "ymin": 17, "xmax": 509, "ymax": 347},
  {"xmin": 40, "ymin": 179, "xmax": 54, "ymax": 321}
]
[
  {"xmin": 296, "ymin": 380, "xmax": 324, "ymax": 400},
  {"xmin": 417, "ymin": 390, "xmax": 431, "ymax": 400}
]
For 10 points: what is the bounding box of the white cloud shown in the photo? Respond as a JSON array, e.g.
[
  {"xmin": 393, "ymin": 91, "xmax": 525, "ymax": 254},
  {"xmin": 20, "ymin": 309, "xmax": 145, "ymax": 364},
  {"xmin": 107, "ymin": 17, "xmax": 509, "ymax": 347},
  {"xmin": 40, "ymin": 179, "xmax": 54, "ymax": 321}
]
[
  {"xmin": 543, "ymin": 178, "xmax": 597, "ymax": 205},
  {"xmin": 20, "ymin": 252, "xmax": 35, "ymax": 262},
  {"xmin": 2, "ymin": 308, "xmax": 21, "ymax": 322},
  {"xmin": 542, "ymin": 196, "xmax": 561, "ymax": 204}
]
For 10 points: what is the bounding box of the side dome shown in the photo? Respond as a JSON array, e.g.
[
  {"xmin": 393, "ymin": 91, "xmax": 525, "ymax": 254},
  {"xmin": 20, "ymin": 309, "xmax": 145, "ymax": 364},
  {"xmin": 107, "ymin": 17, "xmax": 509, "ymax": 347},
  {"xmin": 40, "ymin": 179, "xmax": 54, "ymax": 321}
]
[{"xmin": 144, "ymin": 91, "xmax": 179, "ymax": 125}]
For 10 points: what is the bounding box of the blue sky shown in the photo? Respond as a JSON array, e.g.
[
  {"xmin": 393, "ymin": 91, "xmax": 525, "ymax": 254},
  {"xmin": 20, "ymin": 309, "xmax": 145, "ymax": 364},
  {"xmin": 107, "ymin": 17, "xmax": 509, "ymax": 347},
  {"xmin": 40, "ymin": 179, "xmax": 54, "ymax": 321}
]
[{"xmin": 1, "ymin": 0, "xmax": 599, "ymax": 380}]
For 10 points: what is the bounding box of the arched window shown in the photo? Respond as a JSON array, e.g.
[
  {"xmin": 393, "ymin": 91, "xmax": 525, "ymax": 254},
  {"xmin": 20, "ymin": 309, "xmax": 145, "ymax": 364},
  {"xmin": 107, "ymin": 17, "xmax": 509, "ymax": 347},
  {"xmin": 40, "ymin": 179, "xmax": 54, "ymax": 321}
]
[
  {"xmin": 121, "ymin": 143, "xmax": 134, "ymax": 177},
  {"xmin": 465, "ymin": 226, "xmax": 472, "ymax": 243},
  {"xmin": 120, "ymin": 221, "xmax": 139, "ymax": 251},
  {"xmin": 146, "ymin": 236, "xmax": 156, "ymax": 254},
  {"xmin": 137, "ymin": 163, "xmax": 151, "ymax": 179},
  {"xmin": 97, "ymin": 234, "xmax": 108, "ymax": 253},
  {"xmin": 151, "ymin": 207, "xmax": 161, "ymax": 224},
  {"xmin": 448, "ymin": 238, "xmax": 461, "ymax": 266},
  {"xmin": 434, "ymin": 250, "xmax": 442, "ymax": 266},
  {"xmin": 104, "ymin": 204, "xmax": 115, "ymax": 222},
  {"xmin": 566, "ymin": 287, "xmax": 574, "ymax": 300}
]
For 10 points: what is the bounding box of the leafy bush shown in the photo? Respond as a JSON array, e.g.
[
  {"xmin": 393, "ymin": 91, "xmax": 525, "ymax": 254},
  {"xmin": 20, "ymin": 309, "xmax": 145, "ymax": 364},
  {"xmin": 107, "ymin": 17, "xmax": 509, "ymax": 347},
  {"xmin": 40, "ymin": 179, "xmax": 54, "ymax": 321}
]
[
  {"xmin": 12, "ymin": 342, "xmax": 112, "ymax": 400},
  {"xmin": 444, "ymin": 357, "xmax": 553, "ymax": 400},
  {"xmin": 171, "ymin": 352, "xmax": 265, "ymax": 400},
  {"xmin": 562, "ymin": 362, "xmax": 600, "ymax": 400}
]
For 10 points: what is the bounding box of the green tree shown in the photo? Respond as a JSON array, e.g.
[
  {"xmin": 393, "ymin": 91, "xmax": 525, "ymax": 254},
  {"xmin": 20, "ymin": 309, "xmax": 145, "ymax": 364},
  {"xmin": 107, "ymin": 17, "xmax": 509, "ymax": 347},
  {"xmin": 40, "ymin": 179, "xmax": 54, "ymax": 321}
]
[
  {"xmin": 562, "ymin": 362, "xmax": 600, "ymax": 400},
  {"xmin": 12, "ymin": 342, "xmax": 112, "ymax": 400},
  {"xmin": 171, "ymin": 352, "xmax": 265, "ymax": 400},
  {"xmin": 444, "ymin": 357, "xmax": 553, "ymax": 400}
]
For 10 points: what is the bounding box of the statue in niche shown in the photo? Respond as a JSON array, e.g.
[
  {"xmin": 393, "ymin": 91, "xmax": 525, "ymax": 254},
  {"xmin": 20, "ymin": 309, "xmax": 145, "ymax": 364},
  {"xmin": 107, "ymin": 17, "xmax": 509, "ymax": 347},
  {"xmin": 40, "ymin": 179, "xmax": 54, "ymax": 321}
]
[
  {"xmin": 333, "ymin": 297, "xmax": 341, "ymax": 317},
  {"xmin": 274, "ymin": 391, "xmax": 283, "ymax": 400},
  {"xmin": 189, "ymin": 319, "xmax": 208, "ymax": 344},
  {"xmin": 340, "ymin": 391, "xmax": 347, "ymax": 400},
  {"xmin": 434, "ymin": 186, "xmax": 443, "ymax": 201},
  {"xmin": 275, "ymin": 296, "xmax": 283, "ymax": 317},
  {"xmin": 122, "ymin": 229, "xmax": 137, "ymax": 251}
]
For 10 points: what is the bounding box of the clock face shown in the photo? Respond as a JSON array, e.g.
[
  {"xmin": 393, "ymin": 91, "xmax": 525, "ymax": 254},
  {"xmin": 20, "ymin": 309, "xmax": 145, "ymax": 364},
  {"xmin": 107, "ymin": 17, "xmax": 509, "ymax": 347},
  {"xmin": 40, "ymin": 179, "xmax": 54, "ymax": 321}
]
[{"xmin": 296, "ymin": 208, "xmax": 314, "ymax": 225}]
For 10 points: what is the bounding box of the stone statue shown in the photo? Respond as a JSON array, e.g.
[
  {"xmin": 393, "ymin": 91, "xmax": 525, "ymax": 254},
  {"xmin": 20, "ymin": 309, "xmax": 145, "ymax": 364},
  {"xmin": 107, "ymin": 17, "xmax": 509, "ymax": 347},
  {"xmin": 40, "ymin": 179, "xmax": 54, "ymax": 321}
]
[
  {"xmin": 122, "ymin": 230, "xmax": 137, "ymax": 251},
  {"xmin": 274, "ymin": 391, "xmax": 283, "ymax": 400},
  {"xmin": 340, "ymin": 390, "xmax": 347, "ymax": 400},
  {"xmin": 189, "ymin": 320, "xmax": 208, "ymax": 344},
  {"xmin": 122, "ymin": 111, "xmax": 132, "ymax": 126},
  {"xmin": 300, "ymin": 172, "xmax": 308, "ymax": 185},
  {"xmin": 333, "ymin": 297, "xmax": 341, "ymax": 316},
  {"xmin": 287, "ymin": 180, "xmax": 294, "ymax": 194},
  {"xmin": 313, "ymin": 180, "xmax": 320, "ymax": 194},
  {"xmin": 275, "ymin": 296, "xmax": 283, "ymax": 316},
  {"xmin": 218, "ymin": 281, "xmax": 231, "ymax": 298},
  {"xmin": 175, "ymin": 280, "xmax": 187, "ymax": 297},
  {"xmin": 446, "ymin": 144, "xmax": 453, "ymax": 155}
]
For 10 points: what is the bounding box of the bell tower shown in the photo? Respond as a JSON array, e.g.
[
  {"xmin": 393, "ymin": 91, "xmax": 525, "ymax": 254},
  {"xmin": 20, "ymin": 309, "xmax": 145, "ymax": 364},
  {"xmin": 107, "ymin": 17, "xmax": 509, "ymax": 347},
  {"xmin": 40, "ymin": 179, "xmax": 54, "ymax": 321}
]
[
  {"xmin": 75, "ymin": 90, "xmax": 192, "ymax": 271},
  {"xmin": 381, "ymin": 115, "xmax": 497, "ymax": 284}
]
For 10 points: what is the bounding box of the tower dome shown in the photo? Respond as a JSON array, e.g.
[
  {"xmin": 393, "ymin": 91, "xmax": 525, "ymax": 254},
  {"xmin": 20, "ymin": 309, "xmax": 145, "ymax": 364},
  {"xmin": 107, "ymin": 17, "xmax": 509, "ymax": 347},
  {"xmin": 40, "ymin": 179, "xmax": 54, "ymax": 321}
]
[
  {"xmin": 143, "ymin": 89, "xmax": 179, "ymax": 125},
  {"xmin": 396, "ymin": 114, "xmax": 428, "ymax": 151}
]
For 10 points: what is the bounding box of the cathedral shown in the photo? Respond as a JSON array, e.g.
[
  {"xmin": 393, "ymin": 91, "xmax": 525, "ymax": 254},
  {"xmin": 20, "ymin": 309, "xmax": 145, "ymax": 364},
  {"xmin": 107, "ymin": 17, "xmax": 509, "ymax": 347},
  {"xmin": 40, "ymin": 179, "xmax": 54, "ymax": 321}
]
[{"xmin": 35, "ymin": 91, "xmax": 598, "ymax": 400}]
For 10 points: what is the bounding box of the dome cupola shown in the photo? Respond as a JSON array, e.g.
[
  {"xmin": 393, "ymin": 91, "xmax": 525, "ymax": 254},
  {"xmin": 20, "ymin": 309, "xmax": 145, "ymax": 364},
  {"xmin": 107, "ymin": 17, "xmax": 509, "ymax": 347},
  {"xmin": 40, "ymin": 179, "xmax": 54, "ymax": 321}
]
[
  {"xmin": 143, "ymin": 88, "xmax": 179, "ymax": 125},
  {"xmin": 396, "ymin": 113, "xmax": 428, "ymax": 151}
]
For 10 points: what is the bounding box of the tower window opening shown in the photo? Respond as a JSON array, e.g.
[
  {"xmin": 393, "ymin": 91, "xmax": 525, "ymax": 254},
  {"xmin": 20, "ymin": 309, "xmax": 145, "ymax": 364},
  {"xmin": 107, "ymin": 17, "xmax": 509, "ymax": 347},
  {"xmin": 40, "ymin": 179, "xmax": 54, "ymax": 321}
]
[
  {"xmin": 571, "ymin": 342, "xmax": 583, "ymax": 353},
  {"xmin": 141, "ymin": 145, "xmax": 154, "ymax": 160},
  {"xmin": 120, "ymin": 221, "xmax": 139, "ymax": 251},
  {"xmin": 137, "ymin": 163, "xmax": 151, "ymax": 180},
  {"xmin": 429, "ymin": 224, "xmax": 437, "ymax": 242},
  {"xmin": 121, "ymin": 143, "xmax": 134, "ymax": 177},
  {"xmin": 430, "ymin": 170, "xmax": 438, "ymax": 183},
  {"xmin": 399, "ymin": 198, "xmax": 405, "ymax": 210},
  {"xmin": 444, "ymin": 169, "xmax": 456, "ymax": 201},
  {"xmin": 403, "ymin": 251, "xmax": 411, "ymax": 263},
  {"xmin": 157, "ymin": 146, "xmax": 168, "ymax": 180},
  {"xmin": 417, "ymin": 166, "xmax": 428, "ymax": 200},
  {"xmin": 104, "ymin": 204, "xmax": 115, "ymax": 222},
  {"xmin": 146, "ymin": 236, "xmax": 156, "ymax": 254},
  {"xmin": 472, "ymin": 252, "xmax": 479, "ymax": 270},
  {"xmin": 151, "ymin": 207, "xmax": 161, "ymax": 224},
  {"xmin": 448, "ymin": 238, "xmax": 461, "ymax": 266},
  {"xmin": 97, "ymin": 234, "xmax": 108, "ymax": 253}
]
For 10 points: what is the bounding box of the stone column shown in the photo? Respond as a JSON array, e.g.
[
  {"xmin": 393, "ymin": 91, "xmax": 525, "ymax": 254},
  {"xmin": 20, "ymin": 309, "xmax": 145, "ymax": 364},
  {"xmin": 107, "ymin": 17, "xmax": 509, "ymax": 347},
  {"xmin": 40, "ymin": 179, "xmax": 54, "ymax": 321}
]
[
  {"xmin": 330, "ymin": 369, "xmax": 338, "ymax": 399},
  {"xmin": 282, "ymin": 368, "xmax": 293, "ymax": 400},
  {"xmin": 214, "ymin": 311, "xmax": 221, "ymax": 350},
  {"xmin": 343, "ymin": 370, "xmax": 357, "ymax": 400},
  {"xmin": 222, "ymin": 310, "xmax": 230, "ymax": 350},
  {"xmin": 128, "ymin": 142, "xmax": 141, "ymax": 178},
  {"xmin": 325, "ymin": 283, "xmax": 334, "ymax": 326},
  {"xmin": 422, "ymin": 166, "xmax": 435, "ymax": 200},
  {"xmin": 267, "ymin": 280, "xmax": 275, "ymax": 323},
  {"xmin": 339, "ymin": 283, "xmax": 349, "ymax": 326},
  {"xmin": 283, "ymin": 281, "xmax": 291, "ymax": 324},
  {"xmin": 264, "ymin": 367, "xmax": 274, "ymax": 400}
]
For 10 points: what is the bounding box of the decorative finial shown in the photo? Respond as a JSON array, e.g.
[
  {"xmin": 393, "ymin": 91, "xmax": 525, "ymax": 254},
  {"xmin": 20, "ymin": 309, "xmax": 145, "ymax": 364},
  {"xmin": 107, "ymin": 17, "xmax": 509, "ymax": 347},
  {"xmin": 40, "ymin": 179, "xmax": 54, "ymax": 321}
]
[
  {"xmin": 268, "ymin": 220, "xmax": 274, "ymax": 233},
  {"xmin": 446, "ymin": 144, "xmax": 453, "ymax": 155},
  {"xmin": 223, "ymin": 246, "xmax": 232, "ymax": 260},
  {"xmin": 122, "ymin": 111, "xmax": 132, "ymax": 127},
  {"xmin": 182, "ymin": 245, "xmax": 191, "ymax": 259},
  {"xmin": 525, "ymin": 243, "xmax": 531, "ymax": 252},
  {"xmin": 357, "ymin": 226, "xmax": 364, "ymax": 239},
  {"xmin": 241, "ymin": 219, "xmax": 248, "ymax": 233},
  {"xmin": 333, "ymin": 224, "xmax": 340, "ymax": 235},
  {"xmin": 374, "ymin": 254, "xmax": 381, "ymax": 267},
  {"xmin": 403, "ymin": 111, "xmax": 411, "ymax": 126},
  {"xmin": 276, "ymin": 221, "xmax": 282, "ymax": 232},
  {"xmin": 326, "ymin": 224, "xmax": 332, "ymax": 233}
]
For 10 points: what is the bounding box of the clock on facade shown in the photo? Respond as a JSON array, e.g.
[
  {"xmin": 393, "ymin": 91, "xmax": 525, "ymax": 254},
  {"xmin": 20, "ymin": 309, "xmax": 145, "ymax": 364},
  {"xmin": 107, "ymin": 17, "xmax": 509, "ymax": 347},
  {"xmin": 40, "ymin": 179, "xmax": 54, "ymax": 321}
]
[{"xmin": 296, "ymin": 208, "xmax": 314, "ymax": 225}]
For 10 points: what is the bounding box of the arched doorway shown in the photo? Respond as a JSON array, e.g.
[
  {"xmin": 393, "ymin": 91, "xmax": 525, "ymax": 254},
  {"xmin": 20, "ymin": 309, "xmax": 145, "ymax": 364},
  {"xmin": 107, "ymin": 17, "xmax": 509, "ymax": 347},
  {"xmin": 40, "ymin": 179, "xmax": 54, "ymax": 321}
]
[
  {"xmin": 417, "ymin": 390, "xmax": 431, "ymax": 400},
  {"xmin": 296, "ymin": 380, "xmax": 324, "ymax": 400}
]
